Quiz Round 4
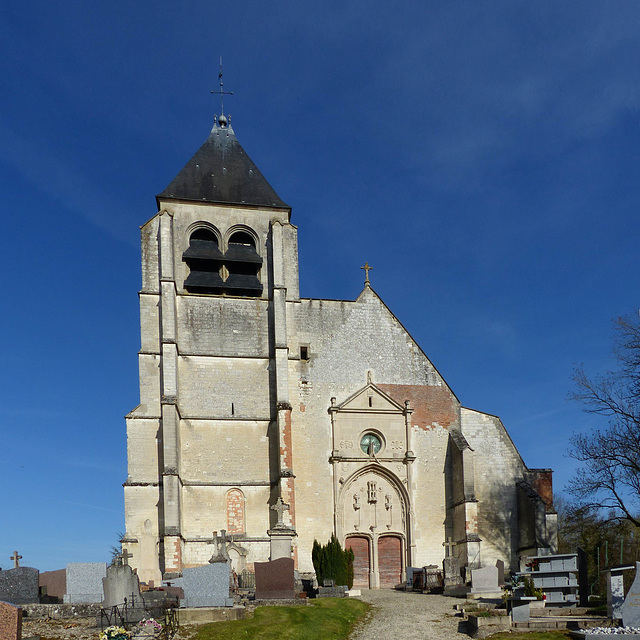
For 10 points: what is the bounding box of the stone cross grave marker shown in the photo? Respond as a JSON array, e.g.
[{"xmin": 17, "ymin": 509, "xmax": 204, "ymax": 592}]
[
  {"xmin": 119, "ymin": 550, "xmax": 133, "ymax": 566},
  {"xmin": 271, "ymin": 497, "xmax": 290, "ymax": 528},
  {"xmin": 10, "ymin": 552, "xmax": 22, "ymax": 569},
  {"xmin": 442, "ymin": 538, "xmax": 455, "ymax": 558}
]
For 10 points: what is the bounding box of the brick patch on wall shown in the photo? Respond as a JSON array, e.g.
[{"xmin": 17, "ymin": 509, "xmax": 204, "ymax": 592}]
[{"xmin": 378, "ymin": 384, "xmax": 458, "ymax": 430}]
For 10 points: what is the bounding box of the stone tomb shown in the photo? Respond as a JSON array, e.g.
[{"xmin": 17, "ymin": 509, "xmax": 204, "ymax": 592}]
[
  {"xmin": 102, "ymin": 562, "xmax": 142, "ymax": 608},
  {"xmin": 64, "ymin": 563, "xmax": 107, "ymax": 604},
  {"xmin": 470, "ymin": 565, "xmax": 500, "ymax": 594},
  {"xmin": 254, "ymin": 558, "xmax": 295, "ymax": 600},
  {"xmin": 0, "ymin": 568, "xmax": 39, "ymax": 605},
  {"xmin": 179, "ymin": 562, "xmax": 233, "ymax": 608},
  {"xmin": 622, "ymin": 562, "xmax": 640, "ymax": 629},
  {"xmin": 0, "ymin": 601, "xmax": 22, "ymax": 640}
]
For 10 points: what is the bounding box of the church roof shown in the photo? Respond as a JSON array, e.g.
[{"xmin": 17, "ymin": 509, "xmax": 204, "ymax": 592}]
[{"xmin": 157, "ymin": 118, "xmax": 289, "ymax": 209}]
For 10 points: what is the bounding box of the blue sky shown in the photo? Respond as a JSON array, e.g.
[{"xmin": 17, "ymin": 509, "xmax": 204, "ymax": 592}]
[{"xmin": 1, "ymin": 1, "xmax": 639, "ymax": 571}]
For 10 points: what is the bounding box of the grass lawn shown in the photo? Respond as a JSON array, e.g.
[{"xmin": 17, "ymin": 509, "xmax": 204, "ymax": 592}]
[{"xmin": 189, "ymin": 598, "xmax": 370, "ymax": 640}]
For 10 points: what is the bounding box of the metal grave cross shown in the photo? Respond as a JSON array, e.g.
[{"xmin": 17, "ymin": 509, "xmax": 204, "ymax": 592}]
[
  {"xmin": 271, "ymin": 497, "xmax": 290, "ymax": 528},
  {"xmin": 10, "ymin": 551, "xmax": 22, "ymax": 568}
]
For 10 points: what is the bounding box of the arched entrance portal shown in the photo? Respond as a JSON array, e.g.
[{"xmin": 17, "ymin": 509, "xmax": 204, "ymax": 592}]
[{"xmin": 338, "ymin": 466, "xmax": 409, "ymax": 589}]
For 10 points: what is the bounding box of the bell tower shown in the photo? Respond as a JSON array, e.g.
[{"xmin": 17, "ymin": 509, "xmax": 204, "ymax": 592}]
[{"xmin": 123, "ymin": 109, "xmax": 299, "ymax": 582}]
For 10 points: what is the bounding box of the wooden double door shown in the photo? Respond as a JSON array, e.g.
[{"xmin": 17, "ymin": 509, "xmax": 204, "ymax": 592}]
[{"xmin": 346, "ymin": 535, "xmax": 402, "ymax": 588}]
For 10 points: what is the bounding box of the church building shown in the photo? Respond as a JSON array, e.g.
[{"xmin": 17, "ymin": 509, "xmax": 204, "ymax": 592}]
[{"xmin": 123, "ymin": 110, "xmax": 557, "ymax": 588}]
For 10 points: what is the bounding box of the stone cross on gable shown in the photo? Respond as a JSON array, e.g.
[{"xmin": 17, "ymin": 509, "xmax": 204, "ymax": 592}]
[
  {"xmin": 443, "ymin": 537, "xmax": 456, "ymax": 558},
  {"xmin": 361, "ymin": 261, "xmax": 373, "ymax": 285},
  {"xmin": 10, "ymin": 551, "xmax": 22, "ymax": 568},
  {"xmin": 119, "ymin": 549, "xmax": 133, "ymax": 566},
  {"xmin": 271, "ymin": 497, "xmax": 290, "ymax": 528}
]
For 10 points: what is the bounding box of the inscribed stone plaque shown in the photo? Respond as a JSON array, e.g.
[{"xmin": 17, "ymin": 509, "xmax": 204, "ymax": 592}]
[
  {"xmin": 102, "ymin": 563, "xmax": 142, "ymax": 608},
  {"xmin": 179, "ymin": 562, "xmax": 232, "ymax": 608},
  {"xmin": 254, "ymin": 558, "xmax": 295, "ymax": 599},
  {"xmin": 0, "ymin": 567, "xmax": 40, "ymax": 605},
  {"xmin": 64, "ymin": 563, "xmax": 107, "ymax": 604},
  {"xmin": 622, "ymin": 563, "xmax": 640, "ymax": 628},
  {"xmin": 470, "ymin": 566, "xmax": 499, "ymax": 593}
]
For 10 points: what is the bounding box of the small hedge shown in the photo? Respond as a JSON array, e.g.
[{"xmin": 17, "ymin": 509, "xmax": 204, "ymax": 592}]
[{"xmin": 312, "ymin": 535, "xmax": 354, "ymax": 589}]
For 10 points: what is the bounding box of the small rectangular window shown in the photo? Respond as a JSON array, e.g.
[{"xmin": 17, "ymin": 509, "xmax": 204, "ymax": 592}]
[{"xmin": 300, "ymin": 346, "xmax": 309, "ymax": 361}]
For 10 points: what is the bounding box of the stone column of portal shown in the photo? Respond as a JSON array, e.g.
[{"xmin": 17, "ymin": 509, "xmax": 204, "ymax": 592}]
[
  {"xmin": 158, "ymin": 210, "xmax": 183, "ymax": 577},
  {"xmin": 403, "ymin": 401, "xmax": 416, "ymax": 568},
  {"xmin": 269, "ymin": 222, "xmax": 296, "ymax": 563}
]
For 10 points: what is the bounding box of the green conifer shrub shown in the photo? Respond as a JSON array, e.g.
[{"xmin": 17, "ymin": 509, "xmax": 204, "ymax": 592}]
[{"xmin": 312, "ymin": 535, "xmax": 355, "ymax": 589}]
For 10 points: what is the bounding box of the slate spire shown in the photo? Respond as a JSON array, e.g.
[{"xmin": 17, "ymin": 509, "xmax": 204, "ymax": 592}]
[{"xmin": 157, "ymin": 117, "xmax": 289, "ymax": 209}]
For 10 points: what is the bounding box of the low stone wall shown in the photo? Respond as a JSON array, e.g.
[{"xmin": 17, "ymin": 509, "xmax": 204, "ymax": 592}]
[
  {"xmin": 0, "ymin": 601, "xmax": 22, "ymax": 640},
  {"xmin": 467, "ymin": 613, "xmax": 511, "ymax": 631},
  {"xmin": 21, "ymin": 603, "xmax": 102, "ymax": 619}
]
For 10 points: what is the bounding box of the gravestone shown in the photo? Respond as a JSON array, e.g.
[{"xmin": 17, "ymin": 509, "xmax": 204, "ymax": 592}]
[
  {"xmin": 578, "ymin": 548, "xmax": 589, "ymax": 607},
  {"xmin": 0, "ymin": 601, "xmax": 22, "ymax": 640},
  {"xmin": 64, "ymin": 563, "xmax": 107, "ymax": 603},
  {"xmin": 605, "ymin": 565, "xmax": 634, "ymax": 620},
  {"xmin": 179, "ymin": 562, "xmax": 232, "ymax": 607},
  {"xmin": 0, "ymin": 568, "xmax": 39, "ymax": 605},
  {"xmin": 496, "ymin": 559, "xmax": 505, "ymax": 586},
  {"xmin": 470, "ymin": 565, "xmax": 500, "ymax": 594},
  {"xmin": 39, "ymin": 569, "xmax": 66, "ymax": 604},
  {"xmin": 621, "ymin": 562, "xmax": 640, "ymax": 628},
  {"xmin": 102, "ymin": 560, "xmax": 142, "ymax": 608},
  {"xmin": 443, "ymin": 557, "xmax": 463, "ymax": 588},
  {"xmin": 254, "ymin": 558, "xmax": 295, "ymax": 599}
]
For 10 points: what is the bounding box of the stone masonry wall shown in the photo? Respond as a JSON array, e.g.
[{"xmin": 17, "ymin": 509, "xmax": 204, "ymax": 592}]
[
  {"xmin": 461, "ymin": 407, "xmax": 527, "ymax": 571},
  {"xmin": 287, "ymin": 288, "xmax": 459, "ymax": 573}
]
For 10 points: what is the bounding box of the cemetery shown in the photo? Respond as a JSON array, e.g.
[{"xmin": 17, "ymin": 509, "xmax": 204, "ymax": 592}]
[{"xmin": 7, "ymin": 537, "xmax": 640, "ymax": 639}]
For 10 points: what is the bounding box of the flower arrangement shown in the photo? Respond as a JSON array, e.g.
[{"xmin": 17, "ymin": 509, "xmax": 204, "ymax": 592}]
[
  {"xmin": 138, "ymin": 618, "xmax": 163, "ymax": 631},
  {"xmin": 99, "ymin": 626, "xmax": 131, "ymax": 640}
]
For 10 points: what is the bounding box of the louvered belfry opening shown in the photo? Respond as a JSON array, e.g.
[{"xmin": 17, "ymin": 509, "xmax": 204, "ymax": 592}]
[
  {"xmin": 183, "ymin": 228, "xmax": 224, "ymax": 294},
  {"xmin": 224, "ymin": 231, "xmax": 263, "ymax": 297},
  {"xmin": 183, "ymin": 228, "xmax": 263, "ymax": 297}
]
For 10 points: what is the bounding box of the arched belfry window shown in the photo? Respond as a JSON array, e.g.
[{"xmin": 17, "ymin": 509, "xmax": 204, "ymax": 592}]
[
  {"xmin": 182, "ymin": 228, "xmax": 224, "ymax": 294},
  {"xmin": 223, "ymin": 231, "xmax": 263, "ymax": 297}
]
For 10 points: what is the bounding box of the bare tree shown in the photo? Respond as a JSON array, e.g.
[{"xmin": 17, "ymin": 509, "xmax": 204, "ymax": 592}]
[{"xmin": 568, "ymin": 316, "xmax": 640, "ymax": 525}]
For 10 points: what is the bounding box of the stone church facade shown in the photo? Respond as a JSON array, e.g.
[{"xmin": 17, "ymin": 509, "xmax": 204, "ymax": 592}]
[{"xmin": 123, "ymin": 114, "xmax": 557, "ymax": 588}]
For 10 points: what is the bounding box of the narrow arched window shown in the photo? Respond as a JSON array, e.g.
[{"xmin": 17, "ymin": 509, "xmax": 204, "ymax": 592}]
[
  {"xmin": 224, "ymin": 230, "xmax": 263, "ymax": 296},
  {"xmin": 182, "ymin": 228, "xmax": 224, "ymax": 294}
]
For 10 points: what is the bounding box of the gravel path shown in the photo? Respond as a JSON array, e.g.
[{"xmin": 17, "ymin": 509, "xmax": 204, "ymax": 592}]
[{"xmin": 349, "ymin": 590, "xmax": 469, "ymax": 640}]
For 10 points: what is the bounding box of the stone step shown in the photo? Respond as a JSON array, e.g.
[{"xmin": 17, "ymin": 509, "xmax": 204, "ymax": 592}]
[{"xmin": 514, "ymin": 617, "xmax": 608, "ymax": 630}]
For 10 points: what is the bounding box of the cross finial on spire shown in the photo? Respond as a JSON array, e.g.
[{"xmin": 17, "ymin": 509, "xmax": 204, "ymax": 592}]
[
  {"xmin": 211, "ymin": 57, "xmax": 234, "ymax": 127},
  {"xmin": 361, "ymin": 261, "xmax": 372, "ymax": 285}
]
